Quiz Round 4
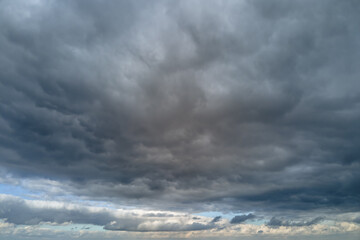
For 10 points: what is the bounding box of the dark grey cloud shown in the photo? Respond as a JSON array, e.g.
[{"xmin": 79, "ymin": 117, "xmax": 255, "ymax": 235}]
[
  {"xmin": 0, "ymin": 195, "xmax": 115, "ymax": 226},
  {"xmin": 211, "ymin": 216, "xmax": 222, "ymax": 223},
  {"xmin": 0, "ymin": 0, "xmax": 359, "ymax": 217},
  {"xmin": 0, "ymin": 194, "xmax": 216, "ymax": 232},
  {"xmin": 267, "ymin": 216, "xmax": 324, "ymax": 228},
  {"xmin": 230, "ymin": 214, "xmax": 255, "ymax": 224}
]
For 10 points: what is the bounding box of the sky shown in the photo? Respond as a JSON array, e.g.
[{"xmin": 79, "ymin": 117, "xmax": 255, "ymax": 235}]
[{"xmin": 0, "ymin": 0, "xmax": 359, "ymax": 239}]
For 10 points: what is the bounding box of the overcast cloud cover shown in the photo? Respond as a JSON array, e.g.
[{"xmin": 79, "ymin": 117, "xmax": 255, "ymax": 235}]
[{"xmin": 0, "ymin": 0, "xmax": 359, "ymax": 239}]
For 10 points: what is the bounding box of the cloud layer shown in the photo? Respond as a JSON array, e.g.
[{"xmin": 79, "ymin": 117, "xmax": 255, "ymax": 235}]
[
  {"xmin": 0, "ymin": 0, "xmax": 359, "ymax": 224},
  {"xmin": 1, "ymin": 194, "xmax": 359, "ymax": 238},
  {"xmin": 267, "ymin": 216, "xmax": 324, "ymax": 228},
  {"xmin": 0, "ymin": 194, "xmax": 217, "ymax": 232}
]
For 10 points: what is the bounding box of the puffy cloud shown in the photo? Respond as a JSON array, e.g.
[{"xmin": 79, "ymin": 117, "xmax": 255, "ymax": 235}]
[
  {"xmin": 230, "ymin": 214, "xmax": 256, "ymax": 224},
  {"xmin": 211, "ymin": 216, "xmax": 222, "ymax": 223},
  {"xmin": 267, "ymin": 216, "xmax": 324, "ymax": 228}
]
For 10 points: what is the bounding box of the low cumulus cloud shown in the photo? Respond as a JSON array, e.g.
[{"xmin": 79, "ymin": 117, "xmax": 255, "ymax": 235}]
[
  {"xmin": 267, "ymin": 217, "xmax": 324, "ymax": 228},
  {"xmin": 104, "ymin": 220, "xmax": 214, "ymax": 232},
  {"xmin": 211, "ymin": 216, "xmax": 222, "ymax": 223},
  {"xmin": 230, "ymin": 214, "xmax": 256, "ymax": 224},
  {"xmin": 0, "ymin": 194, "xmax": 216, "ymax": 232},
  {"xmin": 0, "ymin": 0, "xmax": 359, "ymax": 219},
  {"xmin": 0, "ymin": 194, "xmax": 115, "ymax": 226}
]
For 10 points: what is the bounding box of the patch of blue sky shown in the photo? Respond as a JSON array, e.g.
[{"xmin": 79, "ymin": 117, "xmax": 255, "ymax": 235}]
[
  {"xmin": 0, "ymin": 182, "xmax": 34, "ymax": 199},
  {"xmin": 250, "ymin": 219, "xmax": 266, "ymax": 225},
  {"xmin": 70, "ymin": 198, "xmax": 118, "ymax": 209},
  {"xmin": 196, "ymin": 211, "xmax": 266, "ymax": 225},
  {"xmin": 196, "ymin": 211, "xmax": 236, "ymax": 220}
]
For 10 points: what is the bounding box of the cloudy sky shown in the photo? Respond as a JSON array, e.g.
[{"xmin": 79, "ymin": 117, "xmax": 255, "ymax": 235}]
[{"xmin": 0, "ymin": 0, "xmax": 359, "ymax": 239}]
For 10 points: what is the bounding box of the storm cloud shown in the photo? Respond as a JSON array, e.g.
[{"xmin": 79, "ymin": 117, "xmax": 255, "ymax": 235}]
[{"xmin": 0, "ymin": 0, "xmax": 359, "ymax": 220}]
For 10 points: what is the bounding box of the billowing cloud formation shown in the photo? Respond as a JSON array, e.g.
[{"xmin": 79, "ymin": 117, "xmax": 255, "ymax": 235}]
[
  {"xmin": 230, "ymin": 214, "xmax": 256, "ymax": 224},
  {"xmin": 0, "ymin": 0, "xmax": 359, "ymax": 218}
]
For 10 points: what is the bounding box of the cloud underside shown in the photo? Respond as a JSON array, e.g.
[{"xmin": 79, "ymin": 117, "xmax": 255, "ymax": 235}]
[
  {"xmin": 267, "ymin": 216, "xmax": 324, "ymax": 227},
  {"xmin": 0, "ymin": 0, "xmax": 359, "ymax": 216},
  {"xmin": 0, "ymin": 194, "xmax": 215, "ymax": 232},
  {"xmin": 1, "ymin": 194, "xmax": 360, "ymax": 235},
  {"xmin": 231, "ymin": 214, "xmax": 256, "ymax": 224}
]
